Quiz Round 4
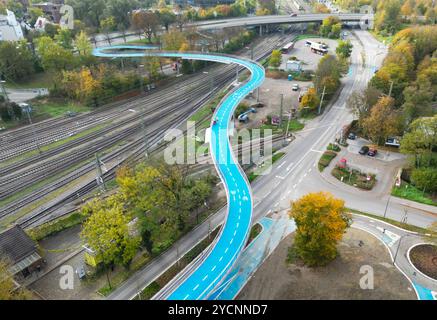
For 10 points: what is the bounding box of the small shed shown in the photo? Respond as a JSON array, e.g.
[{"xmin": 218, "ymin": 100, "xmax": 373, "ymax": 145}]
[
  {"xmin": 286, "ymin": 60, "xmax": 302, "ymax": 72},
  {"xmin": 0, "ymin": 225, "xmax": 43, "ymax": 278}
]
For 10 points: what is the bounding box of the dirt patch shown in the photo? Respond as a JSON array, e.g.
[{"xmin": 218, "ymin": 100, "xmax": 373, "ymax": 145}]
[
  {"xmin": 238, "ymin": 228, "xmax": 416, "ymax": 300},
  {"xmin": 410, "ymin": 244, "xmax": 437, "ymax": 280}
]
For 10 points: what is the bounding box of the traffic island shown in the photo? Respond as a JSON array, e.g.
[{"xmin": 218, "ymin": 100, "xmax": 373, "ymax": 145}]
[
  {"xmin": 331, "ymin": 165, "xmax": 376, "ymax": 190},
  {"xmin": 409, "ymin": 244, "xmax": 437, "ymax": 281}
]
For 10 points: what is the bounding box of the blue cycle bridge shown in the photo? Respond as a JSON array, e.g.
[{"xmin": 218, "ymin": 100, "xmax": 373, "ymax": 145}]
[{"xmin": 93, "ymin": 46, "xmax": 265, "ymax": 300}]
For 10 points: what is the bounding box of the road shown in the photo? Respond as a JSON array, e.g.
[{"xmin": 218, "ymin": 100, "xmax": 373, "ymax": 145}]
[{"xmin": 90, "ymin": 13, "xmax": 368, "ymax": 47}]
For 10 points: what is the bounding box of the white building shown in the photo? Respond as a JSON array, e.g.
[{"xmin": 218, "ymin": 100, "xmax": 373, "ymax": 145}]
[
  {"xmin": 0, "ymin": 10, "xmax": 24, "ymax": 42},
  {"xmin": 286, "ymin": 60, "xmax": 302, "ymax": 72},
  {"xmin": 34, "ymin": 16, "xmax": 52, "ymax": 32}
]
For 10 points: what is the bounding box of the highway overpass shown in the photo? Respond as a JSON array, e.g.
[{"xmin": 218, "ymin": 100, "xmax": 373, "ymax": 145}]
[{"xmin": 191, "ymin": 13, "xmax": 372, "ymax": 30}]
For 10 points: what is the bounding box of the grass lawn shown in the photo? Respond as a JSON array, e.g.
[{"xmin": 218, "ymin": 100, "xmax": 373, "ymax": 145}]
[
  {"xmin": 32, "ymin": 98, "xmax": 90, "ymax": 118},
  {"xmin": 4, "ymin": 72, "xmax": 54, "ymax": 89},
  {"xmin": 392, "ymin": 181, "xmax": 437, "ymax": 207}
]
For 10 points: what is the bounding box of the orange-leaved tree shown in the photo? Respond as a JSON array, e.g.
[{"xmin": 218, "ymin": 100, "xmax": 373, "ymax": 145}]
[{"xmin": 289, "ymin": 192, "xmax": 351, "ymax": 266}]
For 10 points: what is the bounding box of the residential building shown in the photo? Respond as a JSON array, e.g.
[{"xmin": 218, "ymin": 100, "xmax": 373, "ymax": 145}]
[
  {"xmin": 31, "ymin": 2, "xmax": 63, "ymax": 23},
  {"xmin": 0, "ymin": 10, "xmax": 24, "ymax": 42}
]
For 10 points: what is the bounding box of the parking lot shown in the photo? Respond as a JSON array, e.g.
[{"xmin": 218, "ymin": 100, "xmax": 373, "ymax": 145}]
[{"xmin": 279, "ymin": 37, "xmax": 340, "ymax": 71}]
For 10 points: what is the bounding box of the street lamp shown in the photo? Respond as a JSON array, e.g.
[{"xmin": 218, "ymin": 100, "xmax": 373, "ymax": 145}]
[{"xmin": 138, "ymin": 64, "xmax": 144, "ymax": 92}]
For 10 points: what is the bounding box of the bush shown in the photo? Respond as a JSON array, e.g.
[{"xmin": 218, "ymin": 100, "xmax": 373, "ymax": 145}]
[
  {"xmin": 318, "ymin": 150, "xmax": 337, "ymax": 171},
  {"xmin": 411, "ymin": 167, "xmax": 437, "ymax": 194},
  {"xmin": 327, "ymin": 143, "xmax": 341, "ymax": 152}
]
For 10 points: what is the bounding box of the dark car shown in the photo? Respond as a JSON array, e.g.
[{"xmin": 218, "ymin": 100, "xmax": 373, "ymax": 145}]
[
  {"xmin": 367, "ymin": 148, "xmax": 377, "ymax": 157},
  {"xmin": 348, "ymin": 132, "xmax": 356, "ymax": 140},
  {"xmin": 290, "ymin": 13, "xmax": 298, "ymax": 17},
  {"xmin": 359, "ymin": 146, "xmax": 369, "ymax": 155}
]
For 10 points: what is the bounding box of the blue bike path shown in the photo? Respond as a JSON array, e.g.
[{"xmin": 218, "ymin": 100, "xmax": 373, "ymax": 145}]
[{"xmin": 93, "ymin": 46, "xmax": 265, "ymax": 300}]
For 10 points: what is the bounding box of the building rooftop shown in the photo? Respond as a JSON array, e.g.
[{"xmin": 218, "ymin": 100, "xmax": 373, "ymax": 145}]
[{"xmin": 0, "ymin": 225, "xmax": 38, "ymax": 264}]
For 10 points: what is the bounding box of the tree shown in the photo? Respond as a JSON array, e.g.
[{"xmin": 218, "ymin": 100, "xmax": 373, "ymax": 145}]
[
  {"xmin": 28, "ymin": 7, "xmax": 44, "ymax": 26},
  {"xmin": 269, "ymin": 50, "xmax": 282, "ymax": 68},
  {"xmin": 65, "ymin": 0, "xmax": 105, "ymax": 29},
  {"xmin": 157, "ymin": 8, "xmax": 176, "ymax": 32},
  {"xmin": 100, "ymin": 16, "xmax": 116, "ymax": 45},
  {"xmin": 374, "ymin": 0, "xmax": 402, "ymax": 34},
  {"xmin": 36, "ymin": 36, "xmax": 74, "ymax": 71},
  {"xmin": 314, "ymin": 3, "xmax": 330, "ymax": 13},
  {"xmin": 289, "ymin": 192, "xmax": 351, "ymax": 266},
  {"xmin": 131, "ymin": 11, "xmax": 160, "ymax": 43},
  {"xmin": 336, "ymin": 40, "xmax": 353, "ymax": 59},
  {"xmin": 299, "ymin": 87, "xmax": 320, "ymax": 111},
  {"xmin": 54, "ymin": 29, "xmax": 74, "ymax": 50},
  {"xmin": 0, "ymin": 41, "xmax": 35, "ymax": 81},
  {"xmin": 80, "ymin": 195, "xmax": 141, "ymax": 269},
  {"xmin": 411, "ymin": 167, "xmax": 437, "ymax": 194},
  {"xmin": 75, "ymin": 31, "xmax": 93, "ymax": 56},
  {"xmin": 319, "ymin": 16, "xmax": 341, "ymax": 38},
  {"xmin": 162, "ymin": 28, "xmax": 188, "ymax": 51},
  {"xmin": 0, "ymin": 258, "xmax": 32, "ymax": 300},
  {"xmin": 400, "ymin": 115, "xmax": 437, "ymax": 168},
  {"xmin": 347, "ymin": 87, "xmax": 382, "ymax": 128},
  {"xmin": 362, "ymin": 96, "xmax": 401, "ymax": 145},
  {"xmin": 104, "ymin": 0, "xmax": 139, "ymax": 29},
  {"xmin": 144, "ymin": 56, "xmax": 161, "ymax": 81}
]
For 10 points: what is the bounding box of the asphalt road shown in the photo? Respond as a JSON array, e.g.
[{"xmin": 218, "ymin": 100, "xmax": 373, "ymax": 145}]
[
  {"xmin": 106, "ymin": 30, "xmax": 437, "ymax": 300},
  {"xmin": 91, "ymin": 13, "xmax": 368, "ymax": 47}
]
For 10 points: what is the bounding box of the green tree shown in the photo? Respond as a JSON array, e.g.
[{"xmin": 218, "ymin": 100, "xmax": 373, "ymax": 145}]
[
  {"xmin": 336, "ymin": 40, "xmax": 353, "ymax": 59},
  {"xmin": 269, "ymin": 50, "xmax": 282, "ymax": 68},
  {"xmin": 289, "ymin": 192, "xmax": 351, "ymax": 266},
  {"xmin": 55, "ymin": 29, "xmax": 74, "ymax": 50},
  {"xmin": 36, "ymin": 36, "xmax": 74, "ymax": 71},
  {"xmin": 0, "ymin": 41, "xmax": 35, "ymax": 81},
  {"xmin": 400, "ymin": 115, "xmax": 437, "ymax": 168},
  {"xmin": 374, "ymin": 0, "xmax": 402, "ymax": 34},
  {"xmin": 411, "ymin": 167, "xmax": 437, "ymax": 194},
  {"xmin": 80, "ymin": 195, "xmax": 141, "ymax": 269},
  {"xmin": 75, "ymin": 31, "xmax": 93, "ymax": 56}
]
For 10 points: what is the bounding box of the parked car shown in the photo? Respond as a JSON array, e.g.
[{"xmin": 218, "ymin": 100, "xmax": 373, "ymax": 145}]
[
  {"xmin": 292, "ymin": 83, "xmax": 299, "ymax": 91},
  {"xmin": 348, "ymin": 132, "xmax": 356, "ymax": 140},
  {"xmin": 359, "ymin": 146, "xmax": 369, "ymax": 155},
  {"xmin": 290, "ymin": 13, "xmax": 298, "ymax": 17},
  {"xmin": 367, "ymin": 148, "xmax": 377, "ymax": 157}
]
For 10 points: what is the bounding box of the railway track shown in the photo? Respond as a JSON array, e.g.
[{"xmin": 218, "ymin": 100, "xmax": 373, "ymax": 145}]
[{"xmin": 0, "ymin": 32, "xmax": 295, "ymax": 227}]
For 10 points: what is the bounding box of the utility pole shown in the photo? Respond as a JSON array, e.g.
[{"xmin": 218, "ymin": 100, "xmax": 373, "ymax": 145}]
[
  {"xmin": 257, "ymin": 87, "xmax": 260, "ymax": 102},
  {"xmin": 95, "ymin": 153, "xmax": 106, "ymax": 192},
  {"xmin": 283, "ymin": 109, "xmax": 292, "ymax": 147},
  {"xmin": 25, "ymin": 107, "xmax": 42, "ymax": 154},
  {"xmin": 279, "ymin": 94, "xmax": 284, "ymax": 126},
  {"xmin": 142, "ymin": 117, "xmax": 149, "ymax": 159},
  {"xmin": 138, "ymin": 64, "xmax": 144, "ymax": 93},
  {"xmin": 388, "ymin": 80, "xmax": 394, "ymax": 97},
  {"xmin": 236, "ymin": 65, "xmax": 239, "ymax": 83},
  {"xmin": 318, "ymin": 86, "xmax": 326, "ymax": 115}
]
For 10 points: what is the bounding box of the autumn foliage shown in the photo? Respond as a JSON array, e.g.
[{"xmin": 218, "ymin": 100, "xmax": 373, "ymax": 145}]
[{"xmin": 289, "ymin": 192, "xmax": 351, "ymax": 266}]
